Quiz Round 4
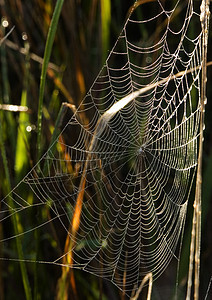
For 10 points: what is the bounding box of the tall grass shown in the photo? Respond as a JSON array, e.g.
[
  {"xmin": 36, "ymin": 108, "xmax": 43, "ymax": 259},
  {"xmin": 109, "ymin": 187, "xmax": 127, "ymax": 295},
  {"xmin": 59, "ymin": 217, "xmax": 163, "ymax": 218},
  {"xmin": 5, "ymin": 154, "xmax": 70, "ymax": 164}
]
[
  {"xmin": 0, "ymin": 1, "xmax": 211, "ymax": 299},
  {"xmin": 36, "ymin": 0, "xmax": 64, "ymax": 162},
  {"xmin": 0, "ymin": 112, "xmax": 32, "ymax": 300}
]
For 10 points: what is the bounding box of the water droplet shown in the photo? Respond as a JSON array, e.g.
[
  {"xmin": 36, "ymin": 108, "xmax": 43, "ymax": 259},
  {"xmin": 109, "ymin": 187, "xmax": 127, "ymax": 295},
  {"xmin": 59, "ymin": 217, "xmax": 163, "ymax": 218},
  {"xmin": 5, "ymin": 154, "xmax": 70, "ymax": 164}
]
[
  {"xmin": 2, "ymin": 18, "xmax": 9, "ymax": 28},
  {"xmin": 26, "ymin": 124, "xmax": 36, "ymax": 132},
  {"xmin": 22, "ymin": 32, "xmax": 28, "ymax": 41},
  {"xmin": 146, "ymin": 56, "xmax": 152, "ymax": 64},
  {"xmin": 26, "ymin": 125, "xmax": 32, "ymax": 132}
]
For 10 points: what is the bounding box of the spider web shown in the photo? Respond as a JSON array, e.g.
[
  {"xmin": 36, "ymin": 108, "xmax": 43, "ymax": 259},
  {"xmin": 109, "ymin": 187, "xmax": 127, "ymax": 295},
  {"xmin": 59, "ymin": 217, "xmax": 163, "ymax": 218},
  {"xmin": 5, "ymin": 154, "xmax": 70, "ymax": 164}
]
[{"xmin": 1, "ymin": 0, "xmax": 204, "ymax": 296}]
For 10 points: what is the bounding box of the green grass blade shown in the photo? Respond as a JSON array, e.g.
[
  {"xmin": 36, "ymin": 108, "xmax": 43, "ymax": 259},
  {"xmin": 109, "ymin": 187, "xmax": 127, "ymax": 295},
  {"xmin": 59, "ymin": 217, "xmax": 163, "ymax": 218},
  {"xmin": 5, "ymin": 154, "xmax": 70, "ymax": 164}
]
[
  {"xmin": 36, "ymin": 0, "xmax": 64, "ymax": 161},
  {"xmin": 43, "ymin": 102, "xmax": 70, "ymax": 175},
  {"xmin": 100, "ymin": 0, "xmax": 111, "ymax": 64},
  {"xmin": 15, "ymin": 41, "xmax": 30, "ymax": 183},
  {"xmin": 0, "ymin": 118, "xmax": 32, "ymax": 300}
]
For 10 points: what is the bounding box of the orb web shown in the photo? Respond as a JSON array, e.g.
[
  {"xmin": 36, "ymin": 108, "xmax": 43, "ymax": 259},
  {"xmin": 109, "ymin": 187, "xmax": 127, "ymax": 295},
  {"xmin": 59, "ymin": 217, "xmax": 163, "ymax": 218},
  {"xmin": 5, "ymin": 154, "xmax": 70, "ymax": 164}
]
[{"xmin": 1, "ymin": 0, "xmax": 204, "ymax": 295}]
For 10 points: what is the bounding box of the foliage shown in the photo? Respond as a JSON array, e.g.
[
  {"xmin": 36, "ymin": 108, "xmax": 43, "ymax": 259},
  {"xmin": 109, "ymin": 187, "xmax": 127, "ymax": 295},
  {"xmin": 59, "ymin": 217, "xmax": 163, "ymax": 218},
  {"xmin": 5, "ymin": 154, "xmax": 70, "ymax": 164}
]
[{"xmin": 0, "ymin": 1, "xmax": 211, "ymax": 299}]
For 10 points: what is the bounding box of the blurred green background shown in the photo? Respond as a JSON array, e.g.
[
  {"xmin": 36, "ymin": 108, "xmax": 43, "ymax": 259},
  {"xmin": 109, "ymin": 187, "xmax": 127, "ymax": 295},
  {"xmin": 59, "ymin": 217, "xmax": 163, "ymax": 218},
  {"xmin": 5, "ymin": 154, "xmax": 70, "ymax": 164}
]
[{"xmin": 0, "ymin": 0, "xmax": 211, "ymax": 299}]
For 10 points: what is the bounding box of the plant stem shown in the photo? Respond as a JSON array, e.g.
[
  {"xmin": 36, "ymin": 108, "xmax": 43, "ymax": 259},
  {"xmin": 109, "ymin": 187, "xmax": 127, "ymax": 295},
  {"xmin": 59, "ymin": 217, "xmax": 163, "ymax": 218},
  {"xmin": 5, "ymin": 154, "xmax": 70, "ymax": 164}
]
[
  {"xmin": 194, "ymin": 2, "xmax": 210, "ymax": 300},
  {"xmin": 36, "ymin": 0, "xmax": 64, "ymax": 162},
  {"xmin": 0, "ymin": 118, "xmax": 32, "ymax": 300},
  {"xmin": 43, "ymin": 102, "xmax": 74, "ymax": 175},
  {"xmin": 186, "ymin": 1, "xmax": 210, "ymax": 300}
]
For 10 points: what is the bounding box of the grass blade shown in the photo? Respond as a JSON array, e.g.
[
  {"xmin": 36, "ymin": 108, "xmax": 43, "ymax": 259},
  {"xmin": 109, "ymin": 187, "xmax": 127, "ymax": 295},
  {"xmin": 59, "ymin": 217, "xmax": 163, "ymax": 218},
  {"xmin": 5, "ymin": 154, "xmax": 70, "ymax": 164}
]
[
  {"xmin": 0, "ymin": 118, "xmax": 32, "ymax": 300},
  {"xmin": 36, "ymin": 0, "xmax": 64, "ymax": 161},
  {"xmin": 100, "ymin": 0, "xmax": 111, "ymax": 64},
  {"xmin": 15, "ymin": 40, "xmax": 30, "ymax": 183}
]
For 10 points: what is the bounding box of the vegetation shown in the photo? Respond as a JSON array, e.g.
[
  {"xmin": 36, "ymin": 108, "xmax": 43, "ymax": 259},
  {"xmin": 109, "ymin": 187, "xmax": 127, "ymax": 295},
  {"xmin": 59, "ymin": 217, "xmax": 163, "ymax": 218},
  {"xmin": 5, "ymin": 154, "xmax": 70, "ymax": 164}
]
[{"xmin": 0, "ymin": 0, "xmax": 211, "ymax": 299}]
